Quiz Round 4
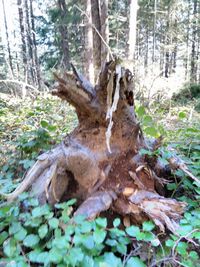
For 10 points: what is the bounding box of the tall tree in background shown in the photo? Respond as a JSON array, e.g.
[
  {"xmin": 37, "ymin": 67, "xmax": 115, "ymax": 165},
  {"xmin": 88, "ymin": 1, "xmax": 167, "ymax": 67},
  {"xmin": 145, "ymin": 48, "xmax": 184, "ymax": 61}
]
[
  {"xmin": 128, "ymin": 0, "xmax": 138, "ymax": 70},
  {"xmin": 2, "ymin": 0, "xmax": 14, "ymax": 77},
  {"xmin": 30, "ymin": 0, "xmax": 41, "ymax": 88},
  {"xmin": 100, "ymin": 0, "xmax": 109, "ymax": 64},
  {"xmin": 190, "ymin": 0, "xmax": 198, "ymax": 83},
  {"xmin": 84, "ymin": 0, "xmax": 94, "ymax": 84},
  {"xmin": 57, "ymin": 0, "xmax": 70, "ymax": 70},
  {"xmin": 17, "ymin": 0, "xmax": 27, "ymax": 78}
]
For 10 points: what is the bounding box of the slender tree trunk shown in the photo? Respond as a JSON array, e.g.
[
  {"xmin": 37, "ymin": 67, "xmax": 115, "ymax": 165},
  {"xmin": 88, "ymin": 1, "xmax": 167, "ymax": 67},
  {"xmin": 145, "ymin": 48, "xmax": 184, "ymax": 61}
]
[
  {"xmin": 24, "ymin": 0, "xmax": 34, "ymax": 84},
  {"xmin": 100, "ymin": 0, "xmax": 109, "ymax": 65},
  {"xmin": 29, "ymin": 0, "xmax": 41, "ymax": 88},
  {"xmin": 128, "ymin": 0, "xmax": 138, "ymax": 70},
  {"xmin": 2, "ymin": 0, "xmax": 14, "ymax": 77},
  {"xmin": 91, "ymin": 0, "xmax": 101, "ymax": 80},
  {"xmin": 17, "ymin": 0, "xmax": 27, "ymax": 78},
  {"xmin": 57, "ymin": 0, "xmax": 70, "ymax": 70},
  {"xmin": 185, "ymin": 0, "xmax": 190, "ymax": 81},
  {"xmin": 152, "ymin": 0, "xmax": 157, "ymax": 63},
  {"xmin": 190, "ymin": 0, "xmax": 197, "ymax": 83},
  {"xmin": 84, "ymin": 0, "xmax": 94, "ymax": 84}
]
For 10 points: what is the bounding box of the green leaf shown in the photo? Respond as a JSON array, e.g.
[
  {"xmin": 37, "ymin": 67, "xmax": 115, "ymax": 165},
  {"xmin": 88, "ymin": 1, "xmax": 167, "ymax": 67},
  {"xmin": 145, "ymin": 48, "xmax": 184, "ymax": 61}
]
[
  {"xmin": 165, "ymin": 239, "xmax": 174, "ymax": 247},
  {"xmin": 142, "ymin": 221, "xmax": 155, "ymax": 231},
  {"xmin": 48, "ymin": 218, "xmax": 59, "ymax": 229},
  {"xmin": 23, "ymin": 234, "xmax": 40, "ymax": 248},
  {"xmin": 14, "ymin": 227, "xmax": 27, "ymax": 241},
  {"xmin": 41, "ymin": 120, "xmax": 49, "ymax": 128},
  {"xmin": 80, "ymin": 221, "xmax": 92, "ymax": 233},
  {"xmin": 82, "ymin": 235, "xmax": 95, "ymax": 249},
  {"xmin": 95, "ymin": 217, "xmax": 107, "ymax": 228},
  {"xmin": 0, "ymin": 231, "xmax": 8, "ymax": 245},
  {"xmin": 93, "ymin": 228, "xmax": 107, "ymax": 244},
  {"xmin": 3, "ymin": 238, "xmax": 17, "ymax": 257},
  {"xmin": 179, "ymin": 111, "xmax": 186, "ymax": 119},
  {"xmin": 103, "ymin": 252, "xmax": 122, "ymax": 266},
  {"xmin": 113, "ymin": 218, "xmax": 120, "ymax": 227},
  {"xmin": 144, "ymin": 126, "xmax": 158, "ymax": 137},
  {"xmin": 137, "ymin": 106, "xmax": 145, "ymax": 117},
  {"xmin": 32, "ymin": 205, "xmax": 50, "ymax": 217},
  {"xmin": 38, "ymin": 224, "xmax": 48, "ymax": 239},
  {"xmin": 126, "ymin": 225, "xmax": 140, "ymax": 237},
  {"xmin": 125, "ymin": 257, "xmax": 145, "ymax": 267},
  {"xmin": 9, "ymin": 222, "xmax": 22, "ymax": 234},
  {"xmin": 49, "ymin": 248, "xmax": 63, "ymax": 263}
]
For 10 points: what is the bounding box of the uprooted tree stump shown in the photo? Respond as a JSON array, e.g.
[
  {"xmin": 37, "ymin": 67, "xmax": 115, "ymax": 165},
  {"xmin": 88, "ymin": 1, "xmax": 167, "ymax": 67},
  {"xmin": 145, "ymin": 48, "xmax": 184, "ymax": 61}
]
[{"xmin": 2, "ymin": 59, "xmax": 189, "ymax": 233}]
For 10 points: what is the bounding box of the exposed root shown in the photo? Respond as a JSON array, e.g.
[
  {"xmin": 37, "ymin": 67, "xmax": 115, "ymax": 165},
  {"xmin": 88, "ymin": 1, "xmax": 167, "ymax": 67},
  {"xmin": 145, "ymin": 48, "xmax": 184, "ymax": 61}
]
[{"xmin": 74, "ymin": 191, "xmax": 117, "ymax": 219}]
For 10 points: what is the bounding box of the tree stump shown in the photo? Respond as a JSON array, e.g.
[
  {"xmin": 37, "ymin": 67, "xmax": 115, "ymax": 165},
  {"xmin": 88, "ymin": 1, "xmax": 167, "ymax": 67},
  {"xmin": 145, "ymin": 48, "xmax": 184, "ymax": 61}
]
[{"xmin": 3, "ymin": 59, "xmax": 187, "ymax": 233}]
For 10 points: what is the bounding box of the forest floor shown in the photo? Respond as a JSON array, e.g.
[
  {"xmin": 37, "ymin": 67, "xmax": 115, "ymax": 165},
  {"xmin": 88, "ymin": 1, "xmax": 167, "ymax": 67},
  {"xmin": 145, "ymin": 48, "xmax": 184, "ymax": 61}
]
[{"xmin": 0, "ymin": 92, "xmax": 199, "ymax": 266}]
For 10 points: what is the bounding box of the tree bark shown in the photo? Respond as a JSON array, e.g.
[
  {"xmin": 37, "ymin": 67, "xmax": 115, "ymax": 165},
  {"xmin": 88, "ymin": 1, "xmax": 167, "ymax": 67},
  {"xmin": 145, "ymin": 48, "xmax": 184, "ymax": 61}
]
[
  {"xmin": 91, "ymin": 0, "xmax": 101, "ymax": 79},
  {"xmin": 100, "ymin": 0, "xmax": 109, "ymax": 64},
  {"xmin": 190, "ymin": 0, "xmax": 197, "ymax": 83},
  {"xmin": 17, "ymin": 0, "xmax": 27, "ymax": 78},
  {"xmin": 2, "ymin": 59, "xmax": 188, "ymax": 233},
  {"xmin": 2, "ymin": 0, "xmax": 14, "ymax": 77},
  {"xmin": 84, "ymin": 0, "xmax": 95, "ymax": 84},
  {"xmin": 57, "ymin": 0, "xmax": 70, "ymax": 70},
  {"xmin": 128, "ymin": 0, "xmax": 138, "ymax": 71},
  {"xmin": 29, "ymin": 0, "xmax": 41, "ymax": 88}
]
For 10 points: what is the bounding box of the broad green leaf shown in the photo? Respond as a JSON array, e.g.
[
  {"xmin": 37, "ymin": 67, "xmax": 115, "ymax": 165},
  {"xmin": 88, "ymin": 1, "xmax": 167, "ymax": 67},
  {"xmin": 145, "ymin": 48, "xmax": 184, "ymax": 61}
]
[
  {"xmin": 38, "ymin": 224, "xmax": 48, "ymax": 239},
  {"xmin": 125, "ymin": 257, "xmax": 145, "ymax": 267},
  {"xmin": 14, "ymin": 227, "xmax": 27, "ymax": 241},
  {"xmin": 145, "ymin": 126, "xmax": 158, "ymax": 137},
  {"xmin": 113, "ymin": 218, "xmax": 120, "ymax": 227},
  {"xmin": 3, "ymin": 238, "xmax": 17, "ymax": 257},
  {"xmin": 93, "ymin": 228, "xmax": 107, "ymax": 244},
  {"xmin": 142, "ymin": 221, "xmax": 155, "ymax": 231},
  {"xmin": 137, "ymin": 106, "xmax": 145, "ymax": 117},
  {"xmin": 95, "ymin": 217, "xmax": 107, "ymax": 228},
  {"xmin": 0, "ymin": 231, "xmax": 8, "ymax": 245},
  {"xmin": 48, "ymin": 218, "xmax": 59, "ymax": 229},
  {"xmin": 23, "ymin": 234, "xmax": 39, "ymax": 248},
  {"xmin": 126, "ymin": 225, "xmax": 140, "ymax": 237},
  {"xmin": 41, "ymin": 120, "xmax": 49, "ymax": 128},
  {"xmin": 179, "ymin": 111, "xmax": 186, "ymax": 119},
  {"xmin": 49, "ymin": 248, "xmax": 63, "ymax": 263}
]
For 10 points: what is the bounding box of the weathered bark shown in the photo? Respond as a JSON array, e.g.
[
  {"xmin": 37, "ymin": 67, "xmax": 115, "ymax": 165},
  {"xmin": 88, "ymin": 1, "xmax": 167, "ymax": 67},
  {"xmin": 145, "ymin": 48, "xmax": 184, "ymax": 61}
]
[
  {"xmin": 91, "ymin": 0, "xmax": 101, "ymax": 79},
  {"xmin": 29, "ymin": 0, "xmax": 41, "ymax": 88},
  {"xmin": 84, "ymin": 0, "xmax": 95, "ymax": 84},
  {"xmin": 57, "ymin": 0, "xmax": 70, "ymax": 70},
  {"xmin": 2, "ymin": 59, "xmax": 190, "ymax": 233},
  {"xmin": 17, "ymin": 0, "xmax": 27, "ymax": 78},
  {"xmin": 2, "ymin": 0, "xmax": 14, "ymax": 77},
  {"xmin": 100, "ymin": 0, "xmax": 109, "ymax": 64}
]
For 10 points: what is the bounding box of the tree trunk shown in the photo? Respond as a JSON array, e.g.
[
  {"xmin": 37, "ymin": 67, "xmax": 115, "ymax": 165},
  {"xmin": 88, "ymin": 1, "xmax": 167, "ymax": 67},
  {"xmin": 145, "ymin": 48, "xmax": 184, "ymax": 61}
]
[
  {"xmin": 2, "ymin": 59, "xmax": 188, "ymax": 233},
  {"xmin": 24, "ymin": 0, "xmax": 34, "ymax": 84},
  {"xmin": 2, "ymin": 0, "xmax": 14, "ymax": 77},
  {"xmin": 100, "ymin": 0, "xmax": 109, "ymax": 65},
  {"xmin": 57, "ymin": 0, "xmax": 70, "ymax": 70},
  {"xmin": 128, "ymin": 0, "xmax": 138, "ymax": 70},
  {"xmin": 17, "ymin": 0, "xmax": 27, "ymax": 78},
  {"xmin": 91, "ymin": 0, "xmax": 101, "ymax": 80},
  {"xmin": 190, "ymin": 0, "xmax": 197, "ymax": 83},
  {"xmin": 84, "ymin": 0, "xmax": 95, "ymax": 84},
  {"xmin": 29, "ymin": 0, "xmax": 41, "ymax": 89},
  {"xmin": 152, "ymin": 0, "xmax": 157, "ymax": 63}
]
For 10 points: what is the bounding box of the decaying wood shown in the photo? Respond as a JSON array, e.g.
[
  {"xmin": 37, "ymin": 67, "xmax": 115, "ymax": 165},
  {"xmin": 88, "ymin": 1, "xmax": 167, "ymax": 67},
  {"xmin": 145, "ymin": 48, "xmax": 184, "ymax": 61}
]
[{"xmin": 2, "ymin": 59, "xmax": 196, "ymax": 233}]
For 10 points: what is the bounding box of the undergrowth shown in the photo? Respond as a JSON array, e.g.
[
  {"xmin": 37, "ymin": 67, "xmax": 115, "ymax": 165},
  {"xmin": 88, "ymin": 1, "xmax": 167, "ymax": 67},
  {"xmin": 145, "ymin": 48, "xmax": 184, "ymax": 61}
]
[{"xmin": 0, "ymin": 94, "xmax": 199, "ymax": 266}]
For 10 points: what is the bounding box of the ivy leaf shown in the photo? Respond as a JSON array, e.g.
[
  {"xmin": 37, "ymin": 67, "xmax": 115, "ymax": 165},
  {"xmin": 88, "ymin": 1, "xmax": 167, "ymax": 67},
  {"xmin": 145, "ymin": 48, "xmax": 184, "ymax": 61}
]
[
  {"xmin": 125, "ymin": 257, "xmax": 145, "ymax": 267},
  {"xmin": 144, "ymin": 126, "xmax": 158, "ymax": 137},
  {"xmin": 142, "ymin": 221, "xmax": 155, "ymax": 231},
  {"xmin": 95, "ymin": 217, "xmax": 107, "ymax": 228},
  {"xmin": 137, "ymin": 106, "xmax": 145, "ymax": 117},
  {"xmin": 3, "ymin": 238, "xmax": 17, "ymax": 257},
  {"xmin": 126, "ymin": 225, "xmax": 140, "ymax": 237},
  {"xmin": 14, "ymin": 227, "xmax": 27, "ymax": 241},
  {"xmin": 38, "ymin": 224, "xmax": 48, "ymax": 239},
  {"xmin": 49, "ymin": 248, "xmax": 63, "ymax": 263},
  {"xmin": 48, "ymin": 218, "xmax": 59, "ymax": 229},
  {"xmin": 93, "ymin": 228, "xmax": 107, "ymax": 244},
  {"xmin": 113, "ymin": 218, "xmax": 120, "ymax": 227},
  {"xmin": 23, "ymin": 234, "xmax": 40, "ymax": 248}
]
